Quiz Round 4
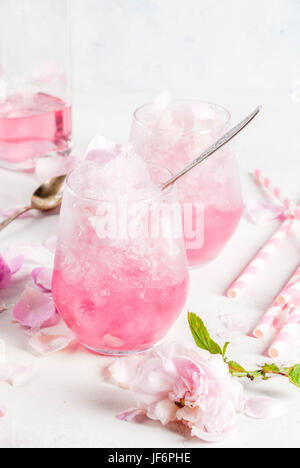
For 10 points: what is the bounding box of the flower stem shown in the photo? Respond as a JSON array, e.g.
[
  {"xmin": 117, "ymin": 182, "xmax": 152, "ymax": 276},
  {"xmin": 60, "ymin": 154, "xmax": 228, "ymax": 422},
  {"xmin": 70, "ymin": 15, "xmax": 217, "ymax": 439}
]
[{"xmin": 230, "ymin": 366, "xmax": 290, "ymax": 381}]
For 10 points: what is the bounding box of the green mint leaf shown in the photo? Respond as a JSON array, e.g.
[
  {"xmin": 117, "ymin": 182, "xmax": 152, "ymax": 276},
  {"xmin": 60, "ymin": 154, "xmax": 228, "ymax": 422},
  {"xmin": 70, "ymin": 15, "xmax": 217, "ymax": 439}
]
[
  {"xmin": 262, "ymin": 363, "xmax": 280, "ymax": 373},
  {"xmin": 227, "ymin": 361, "xmax": 246, "ymax": 374},
  {"xmin": 188, "ymin": 313, "xmax": 222, "ymax": 355},
  {"xmin": 222, "ymin": 342, "xmax": 230, "ymax": 359},
  {"xmin": 288, "ymin": 365, "xmax": 300, "ymax": 388}
]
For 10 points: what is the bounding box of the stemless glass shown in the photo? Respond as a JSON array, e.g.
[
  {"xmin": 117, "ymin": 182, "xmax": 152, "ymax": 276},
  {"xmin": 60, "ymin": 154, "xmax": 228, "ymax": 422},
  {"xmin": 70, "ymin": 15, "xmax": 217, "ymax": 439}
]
[
  {"xmin": 0, "ymin": 0, "xmax": 72, "ymax": 171},
  {"xmin": 52, "ymin": 161, "xmax": 189, "ymax": 355},
  {"xmin": 130, "ymin": 100, "xmax": 244, "ymax": 267}
]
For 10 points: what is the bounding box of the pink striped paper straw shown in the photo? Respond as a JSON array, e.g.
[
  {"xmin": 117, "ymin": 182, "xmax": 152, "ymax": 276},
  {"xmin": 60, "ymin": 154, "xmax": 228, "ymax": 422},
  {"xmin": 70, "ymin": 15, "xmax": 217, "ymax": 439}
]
[
  {"xmin": 253, "ymin": 302, "xmax": 283, "ymax": 338},
  {"xmin": 268, "ymin": 303, "xmax": 300, "ymax": 358},
  {"xmin": 254, "ymin": 169, "xmax": 300, "ymax": 219},
  {"xmin": 277, "ymin": 265, "xmax": 300, "ymax": 306},
  {"xmin": 226, "ymin": 217, "xmax": 294, "ymax": 299}
]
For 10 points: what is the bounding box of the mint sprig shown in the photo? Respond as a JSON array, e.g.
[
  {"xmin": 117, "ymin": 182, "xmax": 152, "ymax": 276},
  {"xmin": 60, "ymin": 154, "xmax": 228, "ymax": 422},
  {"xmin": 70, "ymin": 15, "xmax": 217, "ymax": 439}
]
[
  {"xmin": 188, "ymin": 312, "xmax": 300, "ymax": 388},
  {"xmin": 188, "ymin": 313, "xmax": 222, "ymax": 355}
]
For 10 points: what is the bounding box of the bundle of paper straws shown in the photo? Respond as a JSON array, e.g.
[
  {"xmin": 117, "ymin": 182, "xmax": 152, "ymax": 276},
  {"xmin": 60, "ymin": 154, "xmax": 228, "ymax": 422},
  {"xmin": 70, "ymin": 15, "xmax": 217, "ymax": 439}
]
[{"xmin": 226, "ymin": 169, "xmax": 300, "ymax": 358}]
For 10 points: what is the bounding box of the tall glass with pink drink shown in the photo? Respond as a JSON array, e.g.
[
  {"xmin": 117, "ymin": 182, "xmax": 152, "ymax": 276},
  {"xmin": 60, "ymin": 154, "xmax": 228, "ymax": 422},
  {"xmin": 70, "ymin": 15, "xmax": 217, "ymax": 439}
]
[
  {"xmin": 0, "ymin": 0, "xmax": 72, "ymax": 171},
  {"xmin": 130, "ymin": 99, "xmax": 243, "ymax": 267},
  {"xmin": 52, "ymin": 155, "xmax": 189, "ymax": 355}
]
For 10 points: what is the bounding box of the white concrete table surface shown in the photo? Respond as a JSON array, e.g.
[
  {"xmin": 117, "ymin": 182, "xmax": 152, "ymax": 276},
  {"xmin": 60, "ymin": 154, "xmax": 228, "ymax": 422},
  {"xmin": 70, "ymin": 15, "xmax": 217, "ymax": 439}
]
[{"xmin": 0, "ymin": 91, "xmax": 300, "ymax": 448}]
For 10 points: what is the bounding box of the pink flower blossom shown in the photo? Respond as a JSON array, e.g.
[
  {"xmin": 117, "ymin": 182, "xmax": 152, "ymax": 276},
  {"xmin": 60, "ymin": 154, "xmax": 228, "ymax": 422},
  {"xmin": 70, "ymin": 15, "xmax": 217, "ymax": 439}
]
[{"xmin": 109, "ymin": 343, "xmax": 243, "ymax": 442}]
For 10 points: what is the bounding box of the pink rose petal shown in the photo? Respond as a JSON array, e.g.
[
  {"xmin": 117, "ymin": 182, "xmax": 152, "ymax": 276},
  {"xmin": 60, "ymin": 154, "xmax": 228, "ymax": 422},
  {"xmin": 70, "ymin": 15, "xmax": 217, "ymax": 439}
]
[
  {"xmin": 85, "ymin": 136, "xmax": 134, "ymax": 164},
  {"xmin": 32, "ymin": 267, "xmax": 53, "ymax": 292},
  {"xmin": 117, "ymin": 408, "xmax": 146, "ymax": 422},
  {"xmin": 191, "ymin": 424, "xmax": 235, "ymax": 442},
  {"xmin": 35, "ymin": 155, "xmax": 77, "ymax": 183},
  {"xmin": 43, "ymin": 313, "xmax": 60, "ymax": 328},
  {"xmin": 108, "ymin": 355, "xmax": 144, "ymax": 389},
  {"xmin": 147, "ymin": 399, "xmax": 178, "ymax": 425},
  {"xmin": 28, "ymin": 331, "xmax": 72, "ymax": 356},
  {"xmin": 0, "ymin": 255, "xmax": 12, "ymax": 288},
  {"xmin": 0, "ymin": 364, "xmax": 34, "ymax": 387},
  {"xmin": 219, "ymin": 313, "xmax": 248, "ymax": 333},
  {"xmin": 6, "ymin": 365, "xmax": 34, "ymax": 387},
  {"xmin": 6, "ymin": 255, "xmax": 24, "ymax": 275},
  {"xmin": 244, "ymin": 397, "xmax": 288, "ymax": 420},
  {"xmin": 13, "ymin": 286, "xmax": 56, "ymax": 329},
  {"xmin": 0, "ymin": 405, "xmax": 6, "ymax": 417},
  {"xmin": 0, "ymin": 253, "xmax": 24, "ymax": 289},
  {"xmin": 245, "ymin": 200, "xmax": 285, "ymax": 224},
  {"xmin": 85, "ymin": 135, "xmax": 117, "ymax": 163}
]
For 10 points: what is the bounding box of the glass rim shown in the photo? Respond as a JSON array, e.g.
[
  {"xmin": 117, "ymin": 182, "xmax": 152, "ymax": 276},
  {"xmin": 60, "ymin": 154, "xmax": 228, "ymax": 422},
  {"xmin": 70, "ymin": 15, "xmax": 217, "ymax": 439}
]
[
  {"xmin": 66, "ymin": 160, "xmax": 176, "ymax": 203},
  {"xmin": 133, "ymin": 99, "xmax": 231, "ymax": 135}
]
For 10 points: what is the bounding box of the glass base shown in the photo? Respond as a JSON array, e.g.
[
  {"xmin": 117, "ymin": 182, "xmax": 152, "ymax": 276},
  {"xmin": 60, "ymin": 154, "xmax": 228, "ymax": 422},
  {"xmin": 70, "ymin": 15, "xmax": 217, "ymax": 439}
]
[
  {"xmin": 0, "ymin": 146, "xmax": 72, "ymax": 173},
  {"xmin": 82, "ymin": 342, "xmax": 157, "ymax": 356}
]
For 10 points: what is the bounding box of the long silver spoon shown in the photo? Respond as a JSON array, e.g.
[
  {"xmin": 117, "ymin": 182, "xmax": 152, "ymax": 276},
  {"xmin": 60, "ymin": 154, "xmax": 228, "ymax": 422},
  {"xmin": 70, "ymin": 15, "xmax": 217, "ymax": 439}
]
[
  {"xmin": 0, "ymin": 106, "xmax": 261, "ymax": 232},
  {"xmin": 161, "ymin": 105, "xmax": 261, "ymax": 190}
]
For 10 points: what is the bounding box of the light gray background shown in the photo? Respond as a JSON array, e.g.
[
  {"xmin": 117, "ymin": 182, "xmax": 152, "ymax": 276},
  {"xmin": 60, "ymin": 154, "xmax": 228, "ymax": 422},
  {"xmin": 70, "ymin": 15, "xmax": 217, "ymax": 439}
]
[{"xmin": 71, "ymin": 0, "xmax": 300, "ymax": 94}]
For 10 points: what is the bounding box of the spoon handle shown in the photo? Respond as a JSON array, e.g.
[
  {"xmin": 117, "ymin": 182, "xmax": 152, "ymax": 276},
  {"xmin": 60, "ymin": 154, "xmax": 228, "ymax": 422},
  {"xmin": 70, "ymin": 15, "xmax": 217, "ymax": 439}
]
[
  {"xmin": 0, "ymin": 206, "xmax": 32, "ymax": 232},
  {"xmin": 161, "ymin": 106, "xmax": 261, "ymax": 191}
]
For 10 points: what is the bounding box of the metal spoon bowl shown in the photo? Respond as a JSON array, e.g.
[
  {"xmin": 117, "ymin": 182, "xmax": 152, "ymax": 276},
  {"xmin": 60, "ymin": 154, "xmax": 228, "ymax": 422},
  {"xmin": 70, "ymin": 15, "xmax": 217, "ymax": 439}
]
[{"xmin": 0, "ymin": 175, "xmax": 66, "ymax": 232}]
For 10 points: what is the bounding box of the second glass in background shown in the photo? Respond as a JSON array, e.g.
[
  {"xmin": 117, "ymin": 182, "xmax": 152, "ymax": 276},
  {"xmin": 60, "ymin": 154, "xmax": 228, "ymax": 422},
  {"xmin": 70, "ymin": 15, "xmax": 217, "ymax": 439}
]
[
  {"xmin": 0, "ymin": 0, "xmax": 72, "ymax": 171},
  {"xmin": 130, "ymin": 100, "xmax": 243, "ymax": 267}
]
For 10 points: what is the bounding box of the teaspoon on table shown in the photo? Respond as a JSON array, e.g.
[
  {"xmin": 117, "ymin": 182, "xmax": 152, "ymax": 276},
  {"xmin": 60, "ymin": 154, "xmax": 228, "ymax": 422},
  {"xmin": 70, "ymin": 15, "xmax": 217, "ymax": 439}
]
[
  {"xmin": 0, "ymin": 105, "xmax": 261, "ymax": 232},
  {"xmin": 0, "ymin": 175, "xmax": 66, "ymax": 232}
]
